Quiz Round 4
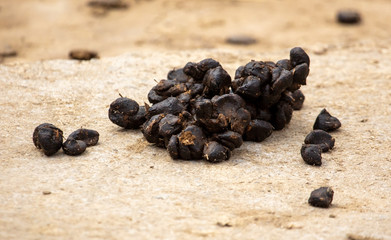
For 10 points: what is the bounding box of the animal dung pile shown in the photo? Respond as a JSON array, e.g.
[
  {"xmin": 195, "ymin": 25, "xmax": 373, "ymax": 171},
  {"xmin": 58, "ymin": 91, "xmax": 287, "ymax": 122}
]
[{"xmin": 109, "ymin": 47, "xmax": 310, "ymax": 162}]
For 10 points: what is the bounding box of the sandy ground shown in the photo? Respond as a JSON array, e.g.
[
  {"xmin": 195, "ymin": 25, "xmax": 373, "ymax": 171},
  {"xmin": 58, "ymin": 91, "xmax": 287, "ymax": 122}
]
[
  {"xmin": 1, "ymin": 0, "xmax": 391, "ymax": 63},
  {"xmin": 1, "ymin": 43, "xmax": 391, "ymax": 240},
  {"xmin": 1, "ymin": 0, "xmax": 391, "ymax": 240}
]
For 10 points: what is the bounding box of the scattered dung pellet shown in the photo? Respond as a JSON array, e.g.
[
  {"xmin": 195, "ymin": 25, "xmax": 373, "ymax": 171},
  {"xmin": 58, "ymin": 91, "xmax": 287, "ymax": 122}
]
[
  {"xmin": 33, "ymin": 123, "xmax": 63, "ymax": 156},
  {"xmin": 225, "ymin": 35, "xmax": 257, "ymax": 45},
  {"xmin": 304, "ymin": 129, "xmax": 335, "ymax": 152},
  {"xmin": 308, "ymin": 187, "xmax": 334, "ymax": 208},
  {"xmin": 337, "ymin": 10, "xmax": 361, "ymax": 24},
  {"xmin": 69, "ymin": 49, "xmax": 99, "ymax": 60},
  {"xmin": 62, "ymin": 139, "xmax": 87, "ymax": 156},
  {"xmin": 88, "ymin": 0, "xmax": 128, "ymax": 9},
  {"xmin": 301, "ymin": 144, "xmax": 322, "ymax": 166},
  {"xmin": 0, "ymin": 45, "xmax": 17, "ymax": 58},
  {"xmin": 313, "ymin": 108, "xmax": 341, "ymax": 132},
  {"xmin": 68, "ymin": 128, "xmax": 99, "ymax": 146},
  {"xmin": 42, "ymin": 191, "xmax": 52, "ymax": 195},
  {"xmin": 203, "ymin": 141, "xmax": 231, "ymax": 163},
  {"xmin": 291, "ymin": 89, "xmax": 305, "ymax": 110},
  {"xmin": 216, "ymin": 222, "xmax": 232, "ymax": 227}
]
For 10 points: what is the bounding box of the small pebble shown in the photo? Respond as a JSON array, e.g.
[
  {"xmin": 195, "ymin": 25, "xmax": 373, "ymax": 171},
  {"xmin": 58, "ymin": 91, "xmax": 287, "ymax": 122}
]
[{"xmin": 42, "ymin": 191, "xmax": 52, "ymax": 195}]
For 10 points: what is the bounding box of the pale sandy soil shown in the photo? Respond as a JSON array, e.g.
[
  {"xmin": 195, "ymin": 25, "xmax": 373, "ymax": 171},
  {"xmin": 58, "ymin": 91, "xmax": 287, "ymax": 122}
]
[
  {"xmin": 1, "ymin": 0, "xmax": 391, "ymax": 63},
  {"xmin": 1, "ymin": 0, "xmax": 391, "ymax": 240}
]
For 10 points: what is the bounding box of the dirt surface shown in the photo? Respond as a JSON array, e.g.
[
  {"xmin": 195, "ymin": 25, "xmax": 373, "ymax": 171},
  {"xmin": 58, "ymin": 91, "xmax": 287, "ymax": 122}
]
[{"xmin": 1, "ymin": 0, "xmax": 391, "ymax": 239}]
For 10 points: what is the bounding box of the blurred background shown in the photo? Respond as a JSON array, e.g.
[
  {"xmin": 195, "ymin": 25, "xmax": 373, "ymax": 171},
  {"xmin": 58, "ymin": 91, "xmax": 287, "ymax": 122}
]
[{"xmin": 1, "ymin": 0, "xmax": 390, "ymax": 63}]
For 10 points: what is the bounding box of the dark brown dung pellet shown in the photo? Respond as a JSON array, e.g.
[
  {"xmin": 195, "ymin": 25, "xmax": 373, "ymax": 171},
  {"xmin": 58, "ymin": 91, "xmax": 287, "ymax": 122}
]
[
  {"xmin": 87, "ymin": 0, "xmax": 128, "ymax": 9},
  {"xmin": 167, "ymin": 135, "xmax": 179, "ymax": 159},
  {"xmin": 225, "ymin": 35, "xmax": 257, "ymax": 45},
  {"xmin": 0, "ymin": 45, "xmax": 17, "ymax": 58},
  {"xmin": 203, "ymin": 141, "xmax": 231, "ymax": 163},
  {"xmin": 177, "ymin": 125, "xmax": 206, "ymax": 160},
  {"xmin": 301, "ymin": 144, "xmax": 322, "ymax": 166},
  {"xmin": 291, "ymin": 89, "xmax": 305, "ymax": 110},
  {"xmin": 109, "ymin": 97, "xmax": 146, "ymax": 129},
  {"xmin": 244, "ymin": 120, "xmax": 273, "ymax": 142},
  {"xmin": 62, "ymin": 139, "xmax": 87, "ymax": 156},
  {"xmin": 142, "ymin": 114, "xmax": 166, "ymax": 147},
  {"xmin": 68, "ymin": 128, "xmax": 99, "ymax": 147},
  {"xmin": 313, "ymin": 108, "xmax": 341, "ymax": 132},
  {"xmin": 211, "ymin": 131, "xmax": 243, "ymax": 151},
  {"xmin": 290, "ymin": 47, "xmax": 310, "ymax": 67},
  {"xmin": 304, "ymin": 129, "xmax": 335, "ymax": 152},
  {"xmin": 308, "ymin": 187, "xmax": 334, "ymax": 208},
  {"xmin": 337, "ymin": 10, "xmax": 361, "ymax": 24},
  {"xmin": 33, "ymin": 123, "xmax": 63, "ymax": 156},
  {"xmin": 69, "ymin": 49, "xmax": 99, "ymax": 60}
]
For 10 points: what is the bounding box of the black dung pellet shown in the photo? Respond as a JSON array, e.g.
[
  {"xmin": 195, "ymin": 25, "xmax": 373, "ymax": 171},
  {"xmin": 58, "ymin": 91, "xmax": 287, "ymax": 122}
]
[
  {"xmin": 308, "ymin": 187, "xmax": 334, "ymax": 208},
  {"xmin": 88, "ymin": 0, "xmax": 128, "ymax": 9},
  {"xmin": 290, "ymin": 47, "xmax": 310, "ymax": 67},
  {"xmin": 68, "ymin": 128, "xmax": 99, "ymax": 147},
  {"xmin": 313, "ymin": 109, "xmax": 341, "ymax": 132},
  {"xmin": 301, "ymin": 144, "xmax": 322, "ymax": 166},
  {"xmin": 109, "ymin": 97, "xmax": 144, "ymax": 129},
  {"xmin": 33, "ymin": 123, "xmax": 64, "ymax": 156},
  {"xmin": 337, "ymin": 10, "xmax": 361, "ymax": 24},
  {"xmin": 304, "ymin": 130, "xmax": 335, "ymax": 152},
  {"xmin": 203, "ymin": 141, "xmax": 231, "ymax": 163},
  {"xmin": 212, "ymin": 131, "xmax": 243, "ymax": 151},
  {"xmin": 167, "ymin": 135, "xmax": 179, "ymax": 159},
  {"xmin": 244, "ymin": 120, "xmax": 273, "ymax": 142},
  {"xmin": 69, "ymin": 49, "xmax": 99, "ymax": 60},
  {"xmin": 62, "ymin": 139, "xmax": 87, "ymax": 156},
  {"xmin": 291, "ymin": 89, "xmax": 305, "ymax": 110},
  {"xmin": 177, "ymin": 125, "xmax": 206, "ymax": 160},
  {"xmin": 142, "ymin": 114, "xmax": 166, "ymax": 147}
]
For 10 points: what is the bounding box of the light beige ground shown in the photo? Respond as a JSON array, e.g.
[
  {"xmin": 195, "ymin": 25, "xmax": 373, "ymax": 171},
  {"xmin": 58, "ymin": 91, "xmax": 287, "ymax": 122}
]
[
  {"xmin": 1, "ymin": 0, "xmax": 391, "ymax": 239},
  {"xmin": 1, "ymin": 41, "xmax": 391, "ymax": 239}
]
